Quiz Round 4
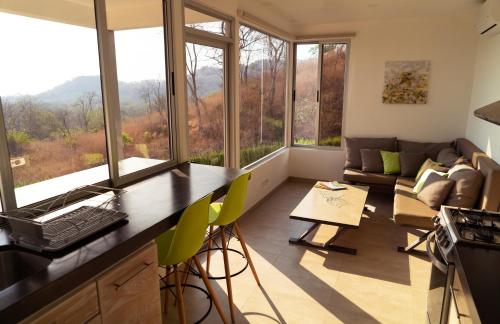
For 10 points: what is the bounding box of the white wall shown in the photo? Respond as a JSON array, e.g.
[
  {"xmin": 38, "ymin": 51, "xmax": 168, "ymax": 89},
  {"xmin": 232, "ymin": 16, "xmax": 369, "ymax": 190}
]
[
  {"xmin": 465, "ymin": 33, "xmax": 500, "ymax": 163},
  {"xmin": 243, "ymin": 149, "xmax": 290, "ymax": 213},
  {"xmin": 288, "ymin": 14, "xmax": 478, "ymax": 180}
]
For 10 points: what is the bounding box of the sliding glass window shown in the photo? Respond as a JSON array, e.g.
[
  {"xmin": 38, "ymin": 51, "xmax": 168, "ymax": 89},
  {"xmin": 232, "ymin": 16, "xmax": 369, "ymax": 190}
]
[
  {"xmin": 293, "ymin": 42, "xmax": 348, "ymax": 147},
  {"xmin": 0, "ymin": 1, "xmax": 107, "ymax": 207},
  {"xmin": 239, "ymin": 25, "xmax": 288, "ymax": 167},
  {"xmin": 0, "ymin": 0, "xmax": 175, "ymax": 210},
  {"xmin": 106, "ymin": 0, "xmax": 173, "ymax": 176}
]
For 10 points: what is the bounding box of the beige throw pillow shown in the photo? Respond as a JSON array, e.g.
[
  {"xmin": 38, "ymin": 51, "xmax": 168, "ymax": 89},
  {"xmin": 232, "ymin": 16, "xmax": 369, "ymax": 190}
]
[
  {"xmin": 417, "ymin": 173, "xmax": 456, "ymax": 210},
  {"xmin": 446, "ymin": 165, "xmax": 484, "ymax": 208}
]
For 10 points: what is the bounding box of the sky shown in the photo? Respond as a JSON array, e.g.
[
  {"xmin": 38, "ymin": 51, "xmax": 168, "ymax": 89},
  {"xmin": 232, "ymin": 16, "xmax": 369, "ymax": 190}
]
[{"xmin": 0, "ymin": 12, "xmax": 166, "ymax": 97}]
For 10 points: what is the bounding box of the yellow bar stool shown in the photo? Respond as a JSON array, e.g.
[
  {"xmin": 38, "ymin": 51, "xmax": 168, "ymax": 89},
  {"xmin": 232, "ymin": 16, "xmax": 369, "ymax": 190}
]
[
  {"xmin": 156, "ymin": 193, "xmax": 228, "ymax": 324},
  {"xmin": 205, "ymin": 172, "xmax": 261, "ymax": 323}
]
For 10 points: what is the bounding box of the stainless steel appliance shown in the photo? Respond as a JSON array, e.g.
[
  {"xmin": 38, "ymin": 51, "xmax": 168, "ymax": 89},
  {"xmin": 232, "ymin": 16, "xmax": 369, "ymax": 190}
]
[{"xmin": 426, "ymin": 206, "xmax": 500, "ymax": 324}]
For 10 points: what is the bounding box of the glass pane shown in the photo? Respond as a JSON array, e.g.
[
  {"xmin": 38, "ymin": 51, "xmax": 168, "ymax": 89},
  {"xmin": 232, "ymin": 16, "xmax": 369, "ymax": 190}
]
[
  {"xmin": 239, "ymin": 26, "xmax": 287, "ymax": 167},
  {"xmin": 185, "ymin": 43, "xmax": 225, "ymax": 166},
  {"xmin": 184, "ymin": 7, "xmax": 228, "ymax": 37},
  {"xmin": 319, "ymin": 43, "xmax": 347, "ymax": 147},
  {"xmin": 293, "ymin": 44, "xmax": 319, "ymax": 145},
  {"xmin": 108, "ymin": 0, "xmax": 171, "ymax": 176},
  {"xmin": 0, "ymin": 1, "xmax": 107, "ymax": 207}
]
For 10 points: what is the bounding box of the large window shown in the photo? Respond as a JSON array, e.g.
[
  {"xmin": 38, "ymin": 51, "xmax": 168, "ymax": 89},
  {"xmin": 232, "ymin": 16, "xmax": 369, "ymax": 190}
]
[
  {"xmin": 239, "ymin": 25, "xmax": 288, "ymax": 167},
  {"xmin": 0, "ymin": 2, "xmax": 107, "ymax": 207},
  {"xmin": 0, "ymin": 0, "xmax": 174, "ymax": 209},
  {"xmin": 109, "ymin": 0, "xmax": 172, "ymax": 176},
  {"xmin": 185, "ymin": 42, "xmax": 226, "ymax": 166},
  {"xmin": 293, "ymin": 42, "xmax": 348, "ymax": 147}
]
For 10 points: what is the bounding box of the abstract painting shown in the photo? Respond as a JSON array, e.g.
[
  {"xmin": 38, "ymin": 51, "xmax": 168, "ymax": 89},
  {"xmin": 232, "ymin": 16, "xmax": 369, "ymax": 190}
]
[{"xmin": 382, "ymin": 60, "xmax": 430, "ymax": 104}]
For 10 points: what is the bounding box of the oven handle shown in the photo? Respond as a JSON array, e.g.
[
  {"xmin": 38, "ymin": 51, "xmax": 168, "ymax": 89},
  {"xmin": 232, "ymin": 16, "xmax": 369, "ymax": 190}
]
[{"xmin": 426, "ymin": 231, "xmax": 448, "ymax": 274}]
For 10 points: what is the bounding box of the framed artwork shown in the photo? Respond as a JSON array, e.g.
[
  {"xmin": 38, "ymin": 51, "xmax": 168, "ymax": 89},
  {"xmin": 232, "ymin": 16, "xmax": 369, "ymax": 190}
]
[{"xmin": 382, "ymin": 60, "xmax": 430, "ymax": 104}]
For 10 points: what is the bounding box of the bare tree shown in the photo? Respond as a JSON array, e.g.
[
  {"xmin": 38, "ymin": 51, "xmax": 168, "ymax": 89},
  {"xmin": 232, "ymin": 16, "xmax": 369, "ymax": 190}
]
[
  {"xmin": 185, "ymin": 42, "xmax": 207, "ymax": 132},
  {"xmin": 239, "ymin": 26, "xmax": 265, "ymax": 83},
  {"xmin": 264, "ymin": 36, "xmax": 286, "ymax": 111},
  {"xmin": 75, "ymin": 91, "xmax": 97, "ymax": 131},
  {"xmin": 139, "ymin": 80, "xmax": 168, "ymax": 124}
]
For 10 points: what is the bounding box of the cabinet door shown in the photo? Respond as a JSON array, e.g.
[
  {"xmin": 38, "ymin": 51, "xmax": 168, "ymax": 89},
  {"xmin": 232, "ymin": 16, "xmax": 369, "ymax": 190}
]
[
  {"xmin": 97, "ymin": 242, "xmax": 161, "ymax": 323},
  {"xmin": 26, "ymin": 282, "xmax": 99, "ymax": 324}
]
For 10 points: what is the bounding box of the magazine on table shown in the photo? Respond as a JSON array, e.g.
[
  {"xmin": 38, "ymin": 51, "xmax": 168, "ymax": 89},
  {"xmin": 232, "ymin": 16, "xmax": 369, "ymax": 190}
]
[{"xmin": 314, "ymin": 181, "xmax": 347, "ymax": 191}]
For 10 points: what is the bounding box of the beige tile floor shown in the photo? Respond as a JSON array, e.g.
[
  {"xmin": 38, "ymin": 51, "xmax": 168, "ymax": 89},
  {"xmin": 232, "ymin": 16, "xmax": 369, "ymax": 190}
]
[{"xmin": 161, "ymin": 180, "xmax": 432, "ymax": 324}]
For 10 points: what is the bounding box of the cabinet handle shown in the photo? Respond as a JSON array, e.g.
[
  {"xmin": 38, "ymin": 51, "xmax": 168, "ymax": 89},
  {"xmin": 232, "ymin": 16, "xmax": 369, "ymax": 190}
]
[{"xmin": 113, "ymin": 261, "xmax": 154, "ymax": 290}]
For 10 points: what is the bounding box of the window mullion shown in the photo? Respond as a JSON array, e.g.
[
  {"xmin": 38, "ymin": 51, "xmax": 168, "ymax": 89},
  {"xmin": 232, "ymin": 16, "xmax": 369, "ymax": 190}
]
[
  {"xmin": 315, "ymin": 44, "xmax": 324, "ymax": 146},
  {"xmin": 0, "ymin": 98, "xmax": 17, "ymax": 210},
  {"xmin": 95, "ymin": 0, "xmax": 121, "ymax": 186}
]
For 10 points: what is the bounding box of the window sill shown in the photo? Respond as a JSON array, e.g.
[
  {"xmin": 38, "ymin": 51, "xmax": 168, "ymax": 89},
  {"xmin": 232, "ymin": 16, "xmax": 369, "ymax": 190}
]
[
  {"xmin": 14, "ymin": 157, "xmax": 167, "ymax": 208},
  {"xmin": 242, "ymin": 146, "xmax": 289, "ymax": 171},
  {"xmin": 291, "ymin": 145, "xmax": 345, "ymax": 151}
]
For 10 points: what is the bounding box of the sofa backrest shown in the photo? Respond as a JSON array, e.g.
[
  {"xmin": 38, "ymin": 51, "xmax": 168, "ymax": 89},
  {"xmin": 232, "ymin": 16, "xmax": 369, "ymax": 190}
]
[{"xmin": 456, "ymin": 138, "xmax": 500, "ymax": 212}]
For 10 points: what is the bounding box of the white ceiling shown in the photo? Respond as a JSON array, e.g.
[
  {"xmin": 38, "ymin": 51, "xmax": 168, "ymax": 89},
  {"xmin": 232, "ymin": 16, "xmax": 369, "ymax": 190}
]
[{"xmin": 236, "ymin": 0, "xmax": 480, "ymax": 31}]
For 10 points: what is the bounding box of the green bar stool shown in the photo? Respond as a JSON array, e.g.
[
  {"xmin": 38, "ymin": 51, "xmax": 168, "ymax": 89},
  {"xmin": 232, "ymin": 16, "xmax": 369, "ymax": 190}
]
[
  {"xmin": 156, "ymin": 193, "xmax": 228, "ymax": 324},
  {"xmin": 206, "ymin": 172, "xmax": 261, "ymax": 323}
]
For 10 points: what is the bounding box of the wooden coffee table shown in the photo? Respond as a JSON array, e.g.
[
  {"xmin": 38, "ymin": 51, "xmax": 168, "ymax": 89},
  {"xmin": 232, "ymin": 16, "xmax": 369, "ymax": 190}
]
[{"xmin": 289, "ymin": 182, "xmax": 369, "ymax": 255}]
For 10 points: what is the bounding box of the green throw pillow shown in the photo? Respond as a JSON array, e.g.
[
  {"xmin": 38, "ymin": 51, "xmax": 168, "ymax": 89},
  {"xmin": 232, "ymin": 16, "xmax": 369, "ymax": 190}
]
[{"xmin": 380, "ymin": 151, "xmax": 400, "ymax": 175}]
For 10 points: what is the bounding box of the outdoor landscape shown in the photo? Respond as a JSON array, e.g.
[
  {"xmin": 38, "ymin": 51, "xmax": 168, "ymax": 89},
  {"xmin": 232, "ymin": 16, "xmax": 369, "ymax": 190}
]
[{"xmin": 2, "ymin": 76, "xmax": 170, "ymax": 187}]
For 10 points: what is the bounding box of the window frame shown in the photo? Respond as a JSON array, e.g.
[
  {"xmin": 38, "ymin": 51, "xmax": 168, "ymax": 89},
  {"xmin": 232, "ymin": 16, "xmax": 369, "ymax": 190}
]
[
  {"xmin": 0, "ymin": 0, "xmax": 178, "ymax": 211},
  {"xmin": 238, "ymin": 23, "xmax": 290, "ymax": 168},
  {"xmin": 183, "ymin": 1, "xmax": 234, "ymax": 168},
  {"xmin": 291, "ymin": 39, "xmax": 350, "ymax": 150}
]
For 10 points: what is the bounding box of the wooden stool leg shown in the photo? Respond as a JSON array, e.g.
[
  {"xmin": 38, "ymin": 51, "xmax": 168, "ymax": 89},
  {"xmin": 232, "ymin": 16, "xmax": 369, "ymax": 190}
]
[
  {"xmin": 164, "ymin": 266, "xmax": 170, "ymax": 314},
  {"xmin": 220, "ymin": 226, "xmax": 236, "ymax": 323},
  {"xmin": 193, "ymin": 255, "xmax": 228, "ymax": 324},
  {"xmin": 234, "ymin": 222, "xmax": 261, "ymax": 286},
  {"xmin": 173, "ymin": 265, "xmax": 187, "ymax": 324},
  {"xmin": 206, "ymin": 225, "xmax": 214, "ymax": 274}
]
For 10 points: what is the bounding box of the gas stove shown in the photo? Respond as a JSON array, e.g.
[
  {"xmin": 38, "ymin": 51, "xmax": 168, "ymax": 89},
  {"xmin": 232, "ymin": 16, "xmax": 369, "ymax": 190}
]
[{"xmin": 433, "ymin": 206, "xmax": 500, "ymax": 262}]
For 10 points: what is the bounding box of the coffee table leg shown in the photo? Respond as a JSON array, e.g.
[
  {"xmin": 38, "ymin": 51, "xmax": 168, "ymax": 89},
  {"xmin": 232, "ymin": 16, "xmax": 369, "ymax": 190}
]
[
  {"xmin": 289, "ymin": 224, "xmax": 357, "ymax": 255},
  {"xmin": 289, "ymin": 223, "xmax": 319, "ymax": 244}
]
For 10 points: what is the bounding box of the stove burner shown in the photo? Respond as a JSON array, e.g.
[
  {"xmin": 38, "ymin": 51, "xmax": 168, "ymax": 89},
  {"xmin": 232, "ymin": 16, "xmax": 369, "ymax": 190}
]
[
  {"xmin": 447, "ymin": 207, "xmax": 500, "ymax": 249},
  {"xmin": 473, "ymin": 228, "xmax": 495, "ymax": 243}
]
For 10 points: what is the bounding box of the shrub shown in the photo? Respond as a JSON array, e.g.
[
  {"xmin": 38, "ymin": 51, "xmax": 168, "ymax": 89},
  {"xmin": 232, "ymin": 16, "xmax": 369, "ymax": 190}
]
[
  {"xmin": 190, "ymin": 150, "xmax": 224, "ymax": 166},
  {"xmin": 240, "ymin": 142, "xmax": 283, "ymax": 166},
  {"xmin": 294, "ymin": 138, "xmax": 315, "ymax": 145},
  {"xmin": 7, "ymin": 130, "xmax": 30, "ymax": 156},
  {"xmin": 122, "ymin": 132, "xmax": 134, "ymax": 145},
  {"xmin": 83, "ymin": 153, "xmax": 105, "ymax": 166},
  {"xmin": 319, "ymin": 136, "xmax": 341, "ymax": 146}
]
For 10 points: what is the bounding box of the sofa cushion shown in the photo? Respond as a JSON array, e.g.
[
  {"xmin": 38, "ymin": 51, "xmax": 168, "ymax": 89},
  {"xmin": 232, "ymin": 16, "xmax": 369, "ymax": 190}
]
[
  {"xmin": 394, "ymin": 184, "xmax": 437, "ymax": 229},
  {"xmin": 343, "ymin": 168, "xmax": 397, "ymax": 186},
  {"xmin": 446, "ymin": 165, "xmax": 484, "ymax": 208},
  {"xmin": 360, "ymin": 149, "xmax": 384, "ymax": 173},
  {"xmin": 345, "ymin": 137, "xmax": 397, "ymax": 169},
  {"xmin": 396, "ymin": 177, "xmax": 416, "ymax": 188},
  {"xmin": 400, "ymin": 152, "xmax": 426, "ymax": 177},
  {"xmin": 398, "ymin": 140, "xmax": 454, "ymax": 160},
  {"xmin": 437, "ymin": 147, "xmax": 461, "ymax": 168},
  {"xmin": 417, "ymin": 173, "xmax": 455, "ymax": 210},
  {"xmin": 413, "ymin": 169, "xmax": 449, "ymax": 193}
]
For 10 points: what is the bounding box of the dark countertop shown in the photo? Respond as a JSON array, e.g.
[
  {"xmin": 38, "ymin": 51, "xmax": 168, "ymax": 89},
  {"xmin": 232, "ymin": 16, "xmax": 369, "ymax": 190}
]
[
  {"xmin": 0, "ymin": 162, "xmax": 243, "ymax": 322},
  {"xmin": 455, "ymin": 245, "xmax": 500, "ymax": 324}
]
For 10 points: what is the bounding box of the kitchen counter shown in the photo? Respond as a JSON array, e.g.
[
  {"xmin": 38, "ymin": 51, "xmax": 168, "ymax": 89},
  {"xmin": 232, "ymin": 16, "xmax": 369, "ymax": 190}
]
[
  {"xmin": 0, "ymin": 162, "xmax": 243, "ymax": 322},
  {"xmin": 455, "ymin": 244, "xmax": 500, "ymax": 323}
]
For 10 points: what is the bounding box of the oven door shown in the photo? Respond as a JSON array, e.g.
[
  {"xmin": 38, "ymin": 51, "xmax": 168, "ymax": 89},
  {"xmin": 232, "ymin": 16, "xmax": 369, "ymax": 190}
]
[{"xmin": 426, "ymin": 231, "xmax": 455, "ymax": 324}]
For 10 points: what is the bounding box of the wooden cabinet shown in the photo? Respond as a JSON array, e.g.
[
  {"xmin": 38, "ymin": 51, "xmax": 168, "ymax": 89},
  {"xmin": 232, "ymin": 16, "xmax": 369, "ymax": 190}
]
[
  {"xmin": 448, "ymin": 270, "xmax": 477, "ymax": 324},
  {"xmin": 22, "ymin": 282, "xmax": 100, "ymax": 324},
  {"xmin": 97, "ymin": 242, "xmax": 161, "ymax": 323},
  {"xmin": 24, "ymin": 243, "xmax": 161, "ymax": 324}
]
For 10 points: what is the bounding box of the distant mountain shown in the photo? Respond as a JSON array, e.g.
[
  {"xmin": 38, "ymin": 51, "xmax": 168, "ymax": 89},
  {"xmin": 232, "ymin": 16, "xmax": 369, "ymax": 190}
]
[{"xmin": 35, "ymin": 75, "xmax": 145, "ymax": 105}]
